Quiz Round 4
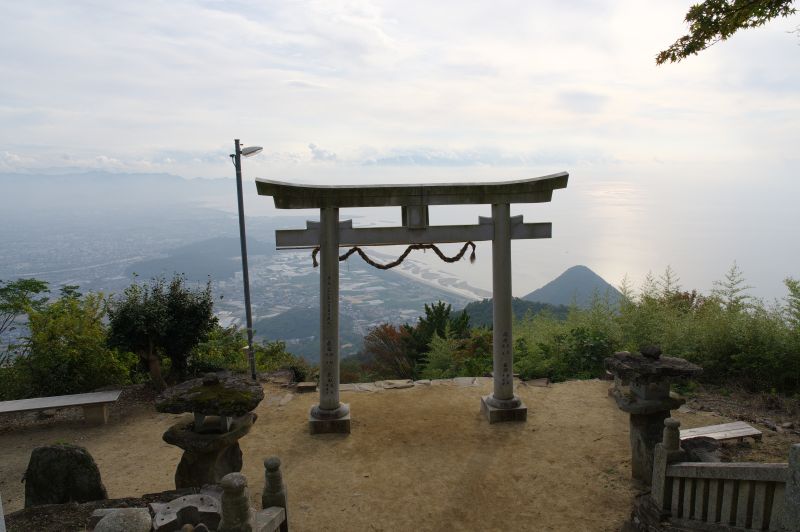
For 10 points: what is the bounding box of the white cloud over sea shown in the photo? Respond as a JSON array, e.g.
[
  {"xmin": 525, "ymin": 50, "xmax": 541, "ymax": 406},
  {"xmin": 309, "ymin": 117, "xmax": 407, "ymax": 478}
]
[{"xmin": 1, "ymin": 0, "xmax": 799, "ymax": 298}]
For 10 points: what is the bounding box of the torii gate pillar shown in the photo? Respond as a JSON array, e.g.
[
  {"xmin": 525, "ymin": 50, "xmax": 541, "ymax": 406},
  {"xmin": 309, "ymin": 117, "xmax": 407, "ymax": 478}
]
[
  {"xmin": 256, "ymin": 173, "xmax": 568, "ymax": 434},
  {"xmin": 309, "ymin": 206, "xmax": 351, "ymax": 434},
  {"xmin": 481, "ymin": 203, "xmax": 527, "ymax": 422}
]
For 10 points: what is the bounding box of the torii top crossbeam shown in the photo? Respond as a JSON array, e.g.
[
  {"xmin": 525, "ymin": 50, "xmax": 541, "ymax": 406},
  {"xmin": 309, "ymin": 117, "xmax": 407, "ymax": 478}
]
[{"xmin": 255, "ymin": 172, "xmax": 568, "ymax": 209}]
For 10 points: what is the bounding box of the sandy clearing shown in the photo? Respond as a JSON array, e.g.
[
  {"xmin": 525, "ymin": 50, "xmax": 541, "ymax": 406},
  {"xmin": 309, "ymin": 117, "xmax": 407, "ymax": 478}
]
[{"xmin": 1, "ymin": 379, "xmax": 635, "ymax": 531}]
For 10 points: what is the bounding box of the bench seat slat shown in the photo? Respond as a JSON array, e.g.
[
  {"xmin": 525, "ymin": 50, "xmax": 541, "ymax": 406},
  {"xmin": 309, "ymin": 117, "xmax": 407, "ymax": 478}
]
[
  {"xmin": 680, "ymin": 421, "xmax": 762, "ymax": 442},
  {"xmin": 0, "ymin": 390, "xmax": 122, "ymax": 414}
]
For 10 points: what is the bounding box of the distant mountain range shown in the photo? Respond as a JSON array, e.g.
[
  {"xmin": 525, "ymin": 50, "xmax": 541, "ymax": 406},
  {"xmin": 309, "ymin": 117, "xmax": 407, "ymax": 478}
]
[
  {"xmin": 126, "ymin": 236, "xmax": 275, "ymax": 281},
  {"xmin": 522, "ymin": 265, "xmax": 621, "ymax": 307}
]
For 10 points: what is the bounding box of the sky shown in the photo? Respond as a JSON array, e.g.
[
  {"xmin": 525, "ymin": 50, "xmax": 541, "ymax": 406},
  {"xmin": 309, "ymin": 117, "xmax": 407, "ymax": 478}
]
[{"xmin": 1, "ymin": 1, "xmax": 799, "ymax": 299}]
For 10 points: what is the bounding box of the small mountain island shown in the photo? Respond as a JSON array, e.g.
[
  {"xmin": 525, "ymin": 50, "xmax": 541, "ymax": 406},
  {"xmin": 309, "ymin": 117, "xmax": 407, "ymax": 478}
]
[{"xmin": 522, "ymin": 265, "xmax": 622, "ymax": 308}]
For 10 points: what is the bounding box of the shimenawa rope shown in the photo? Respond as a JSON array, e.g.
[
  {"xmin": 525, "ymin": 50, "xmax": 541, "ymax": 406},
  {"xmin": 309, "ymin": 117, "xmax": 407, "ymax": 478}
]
[{"xmin": 311, "ymin": 242, "xmax": 476, "ymax": 270}]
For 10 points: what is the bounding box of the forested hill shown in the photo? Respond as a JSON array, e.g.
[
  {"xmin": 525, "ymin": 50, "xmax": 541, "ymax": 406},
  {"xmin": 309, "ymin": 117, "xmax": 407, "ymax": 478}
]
[
  {"xmin": 126, "ymin": 236, "xmax": 274, "ymax": 281},
  {"xmin": 460, "ymin": 297, "xmax": 569, "ymax": 327},
  {"xmin": 522, "ymin": 265, "xmax": 622, "ymax": 308}
]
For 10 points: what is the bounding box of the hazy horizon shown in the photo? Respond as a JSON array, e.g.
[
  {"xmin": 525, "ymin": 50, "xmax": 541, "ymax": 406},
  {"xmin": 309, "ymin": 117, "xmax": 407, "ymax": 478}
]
[
  {"xmin": 2, "ymin": 167, "xmax": 798, "ymax": 303},
  {"xmin": 2, "ymin": 1, "xmax": 799, "ymax": 301}
]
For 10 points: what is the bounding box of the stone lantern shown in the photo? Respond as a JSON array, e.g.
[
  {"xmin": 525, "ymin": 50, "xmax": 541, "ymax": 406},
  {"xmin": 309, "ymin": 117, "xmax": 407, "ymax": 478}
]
[
  {"xmin": 605, "ymin": 348, "xmax": 701, "ymax": 485},
  {"xmin": 156, "ymin": 373, "xmax": 264, "ymax": 488}
]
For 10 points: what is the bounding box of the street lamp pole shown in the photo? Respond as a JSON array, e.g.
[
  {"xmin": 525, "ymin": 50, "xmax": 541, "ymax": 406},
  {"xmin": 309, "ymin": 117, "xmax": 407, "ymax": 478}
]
[{"xmin": 231, "ymin": 138, "xmax": 262, "ymax": 381}]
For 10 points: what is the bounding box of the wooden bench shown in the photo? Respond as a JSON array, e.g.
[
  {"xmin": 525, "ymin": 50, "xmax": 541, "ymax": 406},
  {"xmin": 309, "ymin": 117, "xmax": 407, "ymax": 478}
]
[
  {"xmin": 680, "ymin": 421, "xmax": 762, "ymax": 443},
  {"xmin": 0, "ymin": 390, "xmax": 122, "ymax": 424}
]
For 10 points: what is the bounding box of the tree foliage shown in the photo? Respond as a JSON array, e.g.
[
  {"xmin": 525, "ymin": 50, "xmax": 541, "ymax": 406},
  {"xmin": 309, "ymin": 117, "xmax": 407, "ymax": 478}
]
[
  {"xmin": 711, "ymin": 262, "xmax": 753, "ymax": 312},
  {"xmin": 785, "ymin": 277, "xmax": 800, "ymax": 329},
  {"xmin": 362, "ymin": 323, "xmax": 414, "ymax": 379},
  {"xmin": 350, "ymin": 266, "xmax": 800, "ymax": 395},
  {"xmin": 0, "ymin": 291, "xmax": 135, "ymax": 400},
  {"xmin": 189, "ymin": 324, "xmax": 302, "ymax": 377},
  {"xmin": 400, "ymin": 301, "xmax": 470, "ymax": 375},
  {"xmin": 657, "ymin": 0, "xmax": 797, "ymax": 64},
  {"xmin": 107, "ymin": 275, "xmax": 217, "ymax": 390},
  {"xmin": 0, "ymin": 278, "xmax": 49, "ymax": 361}
]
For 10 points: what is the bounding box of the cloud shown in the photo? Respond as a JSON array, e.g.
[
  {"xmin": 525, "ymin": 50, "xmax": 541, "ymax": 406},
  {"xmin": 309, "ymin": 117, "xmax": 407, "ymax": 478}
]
[
  {"xmin": 359, "ymin": 146, "xmax": 613, "ymax": 167},
  {"xmin": 557, "ymin": 91, "xmax": 608, "ymax": 114},
  {"xmin": 308, "ymin": 143, "xmax": 337, "ymax": 161},
  {"xmin": 0, "ymin": 0, "xmax": 797, "ymax": 179}
]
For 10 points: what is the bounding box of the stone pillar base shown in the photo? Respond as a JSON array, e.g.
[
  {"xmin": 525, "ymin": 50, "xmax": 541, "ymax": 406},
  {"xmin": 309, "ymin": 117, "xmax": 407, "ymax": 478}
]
[
  {"xmin": 309, "ymin": 404, "xmax": 351, "ymax": 434},
  {"xmin": 481, "ymin": 395, "xmax": 527, "ymax": 423}
]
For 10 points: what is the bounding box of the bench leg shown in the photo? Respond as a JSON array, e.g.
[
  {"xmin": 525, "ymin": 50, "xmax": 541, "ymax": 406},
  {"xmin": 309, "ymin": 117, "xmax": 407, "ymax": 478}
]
[{"xmin": 83, "ymin": 404, "xmax": 109, "ymax": 424}]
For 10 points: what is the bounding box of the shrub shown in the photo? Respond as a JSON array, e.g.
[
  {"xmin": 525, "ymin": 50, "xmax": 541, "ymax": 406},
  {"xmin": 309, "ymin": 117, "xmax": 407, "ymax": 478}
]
[
  {"xmin": 107, "ymin": 275, "xmax": 217, "ymax": 389},
  {"xmin": 189, "ymin": 324, "xmax": 314, "ymax": 380},
  {"xmin": 12, "ymin": 293, "xmax": 135, "ymax": 398}
]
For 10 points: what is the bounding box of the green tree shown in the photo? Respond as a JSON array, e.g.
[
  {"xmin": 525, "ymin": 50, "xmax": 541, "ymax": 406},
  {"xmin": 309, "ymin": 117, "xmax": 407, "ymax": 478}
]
[
  {"xmin": 107, "ymin": 275, "xmax": 217, "ymax": 390},
  {"xmin": 711, "ymin": 262, "xmax": 753, "ymax": 312},
  {"xmin": 0, "ymin": 278, "xmax": 49, "ymax": 361},
  {"xmin": 657, "ymin": 0, "xmax": 797, "ymax": 64},
  {"xmin": 420, "ymin": 326, "xmax": 461, "ymax": 379},
  {"xmin": 189, "ymin": 324, "xmax": 299, "ymax": 376},
  {"xmin": 18, "ymin": 292, "xmax": 134, "ymax": 398},
  {"xmin": 785, "ymin": 277, "xmax": 800, "ymax": 329},
  {"xmin": 161, "ymin": 275, "xmax": 217, "ymax": 380},
  {"xmin": 401, "ymin": 301, "xmax": 471, "ymax": 372}
]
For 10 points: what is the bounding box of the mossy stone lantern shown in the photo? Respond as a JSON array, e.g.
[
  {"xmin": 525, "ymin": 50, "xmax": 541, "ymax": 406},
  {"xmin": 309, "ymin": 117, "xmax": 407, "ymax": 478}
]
[
  {"xmin": 156, "ymin": 373, "xmax": 264, "ymax": 489},
  {"xmin": 605, "ymin": 349, "xmax": 702, "ymax": 485}
]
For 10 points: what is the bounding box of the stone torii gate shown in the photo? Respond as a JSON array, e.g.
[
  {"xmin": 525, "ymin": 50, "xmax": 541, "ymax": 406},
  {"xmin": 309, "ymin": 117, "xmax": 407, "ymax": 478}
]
[{"xmin": 256, "ymin": 173, "xmax": 568, "ymax": 434}]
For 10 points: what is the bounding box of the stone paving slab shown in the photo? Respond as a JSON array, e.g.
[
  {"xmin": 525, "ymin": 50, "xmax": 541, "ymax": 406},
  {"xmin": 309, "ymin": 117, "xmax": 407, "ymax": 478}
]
[
  {"xmin": 414, "ymin": 380, "xmax": 431, "ymax": 386},
  {"xmin": 296, "ymin": 382, "xmax": 317, "ymax": 393},
  {"xmin": 278, "ymin": 393, "xmax": 294, "ymax": 406},
  {"xmin": 355, "ymin": 383, "xmax": 380, "ymax": 392},
  {"xmin": 453, "ymin": 377, "xmax": 477, "ymax": 387},
  {"xmin": 431, "ymin": 379, "xmax": 453, "ymax": 386},
  {"xmin": 522, "ymin": 378, "xmax": 550, "ymax": 388},
  {"xmin": 381, "ymin": 380, "xmax": 414, "ymax": 390},
  {"xmin": 340, "ymin": 383, "xmax": 357, "ymax": 392}
]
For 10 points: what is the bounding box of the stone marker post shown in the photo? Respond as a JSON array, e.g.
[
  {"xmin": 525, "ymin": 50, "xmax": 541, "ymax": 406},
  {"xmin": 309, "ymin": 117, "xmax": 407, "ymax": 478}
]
[
  {"xmin": 309, "ymin": 206, "xmax": 350, "ymax": 434},
  {"xmin": 481, "ymin": 203, "xmax": 527, "ymax": 423},
  {"xmin": 219, "ymin": 473, "xmax": 253, "ymax": 532},
  {"xmin": 262, "ymin": 457, "xmax": 289, "ymax": 532},
  {"xmin": 651, "ymin": 418, "xmax": 686, "ymax": 514}
]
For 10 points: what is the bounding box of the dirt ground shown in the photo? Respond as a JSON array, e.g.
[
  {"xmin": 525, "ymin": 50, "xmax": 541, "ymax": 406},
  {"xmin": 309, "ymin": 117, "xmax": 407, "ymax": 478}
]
[
  {"xmin": 2, "ymin": 379, "xmax": 797, "ymax": 531},
  {"xmin": 1, "ymin": 379, "xmax": 637, "ymax": 531}
]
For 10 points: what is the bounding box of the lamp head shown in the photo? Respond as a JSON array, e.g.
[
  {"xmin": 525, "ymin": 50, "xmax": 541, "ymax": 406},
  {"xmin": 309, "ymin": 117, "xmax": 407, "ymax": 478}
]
[{"xmin": 241, "ymin": 146, "xmax": 263, "ymax": 157}]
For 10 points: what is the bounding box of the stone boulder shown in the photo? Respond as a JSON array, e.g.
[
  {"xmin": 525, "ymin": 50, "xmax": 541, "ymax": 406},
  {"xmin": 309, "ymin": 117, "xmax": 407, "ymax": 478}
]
[
  {"xmin": 92, "ymin": 508, "xmax": 151, "ymax": 532},
  {"xmin": 24, "ymin": 443, "xmax": 107, "ymax": 508}
]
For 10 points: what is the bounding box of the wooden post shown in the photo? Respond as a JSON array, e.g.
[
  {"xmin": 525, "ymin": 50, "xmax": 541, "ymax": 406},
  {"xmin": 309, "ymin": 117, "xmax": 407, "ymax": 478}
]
[
  {"xmin": 783, "ymin": 443, "xmax": 800, "ymax": 531},
  {"xmin": 652, "ymin": 418, "xmax": 685, "ymax": 513}
]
